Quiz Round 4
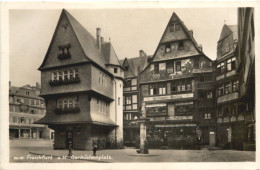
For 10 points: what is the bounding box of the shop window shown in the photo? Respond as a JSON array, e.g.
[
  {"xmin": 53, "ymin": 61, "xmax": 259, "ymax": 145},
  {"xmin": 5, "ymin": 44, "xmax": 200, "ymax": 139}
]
[{"xmin": 175, "ymin": 104, "xmax": 193, "ymax": 115}]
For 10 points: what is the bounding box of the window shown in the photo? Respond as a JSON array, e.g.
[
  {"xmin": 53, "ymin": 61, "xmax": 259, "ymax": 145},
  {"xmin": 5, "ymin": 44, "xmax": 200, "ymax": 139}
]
[
  {"xmin": 171, "ymin": 82, "xmax": 177, "ymax": 93},
  {"xmin": 13, "ymin": 117, "xmax": 17, "ymax": 123},
  {"xmin": 175, "ymin": 104, "xmax": 193, "ymax": 115},
  {"xmin": 64, "ymin": 71, "xmax": 68, "ymax": 80},
  {"xmin": 169, "ymin": 23, "xmax": 180, "ymax": 32},
  {"xmin": 176, "ymin": 61, "xmax": 181, "ymax": 72},
  {"xmin": 218, "ymin": 107, "xmax": 223, "ymax": 117},
  {"xmin": 36, "ymin": 100, "xmax": 39, "ymax": 105},
  {"xmin": 158, "ymin": 84, "xmax": 166, "ymax": 95},
  {"xmin": 231, "ymin": 57, "xmax": 236, "ymax": 70},
  {"xmin": 149, "ymin": 85, "xmax": 156, "ymax": 95},
  {"xmin": 68, "ymin": 99, "xmax": 73, "ymax": 108},
  {"xmin": 217, "ymin": 62, "xmax": 225, "ymax": 74},
  {"xmin": 114, "ymin": 68, "xmax": 118, "ymax": 73},
  {"xmin": 204, "ymin": 113, "xmax": 211, "ymax": 119},
  {"xmin": 58, "ymin": 72, "xmax": 62, "ymax": 80},
  {"xmin": 165, "ymin": 44, "xmax": 171, "ymax": 53},
  {"xmin": 58, "ymin": 45, "xmax": 71, "ymax": 59},
  {"xmin": 126, "ymin": 96, "xmax": 132, "ymax": 105},
  {"xmin": 31, "ymin": 99, "xmax": 35, "ymax": 105},
  {"xmin": 187, "ymin": 84, "xmax": 191, "ymax": 91},
  {"xmin": 21, "ymin": 117, "xmax": 25, "ymax": 123},
  {"xmin": 223, "ymin": 106, "xmax": 230, "ymax": 116},
  {"xmin": 118, "ymin": 97, "xmax": 120, "ymax": 105},
  {"xmin": 132, "ymin": 95, "xmax": 138, "ymax": 110},
  {"xmin": 217, "ymin": 85, "xmax": 224, "ymax": 96},
  {"xmin": 171, "ymin": 80, "xmax": 191, "ymax": 93},
  {"xmin": 63, "ymin": 99, "xmax": 68, "ymax": 108},
  {"xmin": 178, "ymin": 41, "xmax": 184, "ymax": 50},
  {"xmin": 75, "ymin": 69, "xmax": 79, "ymax": 78},
  {"xmin": 26, "ymin": 91, "xmax": 30, "ymax": 95},
  {"xmin": 154, "ymin": 63, "xmax": 159, "ymax": 74},
  {"xmin": 225, "ymin": 82, "xmax": 232, "ymax": 94},
  {"xmin": 52, "ymin": 72, "xmax": 57, "ymax": 81},
  {"xmin": 175, "ymin": 24, "xmax": 180, "ymax": 31},
  {"xmin": 69, "ymin": 70, "xmax": 73, "ymax": 79},
  {"xmin": 233, "ymin": 80, "xmax": 239, "ymax": 91},
  {"xmin": 169, "ymin": 25, "xmax": 174, "ymax": 32},
  {"xmin": 166, "ymin": 62, "xmax": 174, "ymax": 73},
  {"xmin": 227, "ymin": 59, "xmax": 232, "ymax": 71},
  {"xmin": 207, "ymin": 91, "xmax": 213, "ymax": 99}
]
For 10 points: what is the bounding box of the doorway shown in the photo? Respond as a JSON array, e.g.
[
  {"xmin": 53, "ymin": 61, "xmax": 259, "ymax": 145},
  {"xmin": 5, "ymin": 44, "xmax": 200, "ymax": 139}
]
[{"xmin": 66, "ymin": 131, "xmax": 73, "ymax": 149}]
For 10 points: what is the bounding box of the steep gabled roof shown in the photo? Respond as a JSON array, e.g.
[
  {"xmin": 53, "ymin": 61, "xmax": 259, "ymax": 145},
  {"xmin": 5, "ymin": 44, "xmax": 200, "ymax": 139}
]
[
  {"xmin": 121, "ymin": 55, "xmax": 149, "ymax": 78},
  {"xmin": 101, "ymin": 42, "xmax": 121, "ymax": 67},
  {"xmin": 151, "ymin": 12, "xmax": 207, "ymax": 62},
  {"xmin": 9, "ymin": 85, "xmax": 43, "ymax": 99},
  {"xmin": 39, "ymin": 9, "xmax": 107, "ymax": 70},
  {"xmin": 63, "ymin": 10, "xmax": 107, "ymax": 68},
  {"xmin": 218, "ymin": 24, "xmax": 238, "ymax": 42}
]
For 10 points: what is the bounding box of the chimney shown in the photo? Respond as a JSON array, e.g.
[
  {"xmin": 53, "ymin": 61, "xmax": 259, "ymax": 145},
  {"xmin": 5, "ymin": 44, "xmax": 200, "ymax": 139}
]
[
  {"xmin": 189, "ymin": 30, "xmax": 193, "ymax": 37},
  {"xmin": 9, "ymin": 81, "xmax": 11, "ymax": 87},
  {"xmin": 96, "ymin": 28, "xmax": 101, "ymax": 51},
  {"xmin": 139, "ymin": 50, "xmax": 146, "ymax": 57},
  {"xmin": 101, "ymin": 37, "xmax": 104, "ymax": 44},
  {"xmin": 198, "ymin": 44, "xmax": 203, "ymax": 51},
  {"xmin": 36, "ymin": 82, "xmax": 41, "ymax": 89}
]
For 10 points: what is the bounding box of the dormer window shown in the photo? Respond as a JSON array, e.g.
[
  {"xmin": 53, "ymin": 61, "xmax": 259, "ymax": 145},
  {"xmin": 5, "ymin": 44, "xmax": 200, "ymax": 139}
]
[
  {"xmin": 58, "ymin": 44, "xmax": 71, "ymax": 60},
  {"xmin": 165, "ymin": 44, "xmax": 171, "ymax": 53}
]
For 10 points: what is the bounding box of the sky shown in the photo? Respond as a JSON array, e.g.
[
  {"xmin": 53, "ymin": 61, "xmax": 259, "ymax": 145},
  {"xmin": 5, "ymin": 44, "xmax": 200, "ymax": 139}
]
[{"xmin": 9, "ymin": 8, "xmax": 237, "ymax": 87}]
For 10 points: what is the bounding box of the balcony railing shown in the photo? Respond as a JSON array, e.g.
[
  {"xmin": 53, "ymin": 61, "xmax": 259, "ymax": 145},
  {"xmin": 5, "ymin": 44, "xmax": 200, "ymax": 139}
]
[
  {"xmin": 49, "ymin": 77, "xmax": 80, "ymax": 86},
  {"xmin": 54, "ymin": 107, "xmax": 80, "ymax": 114}
]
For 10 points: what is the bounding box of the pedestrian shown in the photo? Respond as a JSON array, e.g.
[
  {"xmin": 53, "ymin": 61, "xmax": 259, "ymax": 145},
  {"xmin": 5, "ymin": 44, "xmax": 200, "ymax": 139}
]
[{"xmin": 93, "ymin": 140, "xmax": 98, "ymax": 156}]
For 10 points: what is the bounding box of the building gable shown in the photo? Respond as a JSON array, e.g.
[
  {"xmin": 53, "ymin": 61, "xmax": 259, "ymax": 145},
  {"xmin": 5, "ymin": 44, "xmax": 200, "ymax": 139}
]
[
  {"xmin": 217, "ymin": 25, "xmax": 238, "ymax": 61},
  {"xmin": 152, "ymin": 12, "xmax": 201, "ymax": 62},
  {"xmin": 39, "ymin": 10, "xmax": 90, "ymax": 70}
]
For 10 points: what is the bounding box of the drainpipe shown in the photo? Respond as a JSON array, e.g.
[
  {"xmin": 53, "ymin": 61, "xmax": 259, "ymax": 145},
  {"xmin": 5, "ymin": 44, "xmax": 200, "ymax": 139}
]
[{"xmin": 112, "ymin": 78, "xmax": 117, "ymax": 144}]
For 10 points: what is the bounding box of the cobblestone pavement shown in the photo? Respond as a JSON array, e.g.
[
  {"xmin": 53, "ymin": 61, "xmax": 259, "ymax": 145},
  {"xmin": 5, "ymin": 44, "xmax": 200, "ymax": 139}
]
[{"xmin": 9, "ymin": 139, "xmax": 255, "ymax": 163}]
